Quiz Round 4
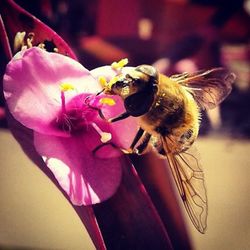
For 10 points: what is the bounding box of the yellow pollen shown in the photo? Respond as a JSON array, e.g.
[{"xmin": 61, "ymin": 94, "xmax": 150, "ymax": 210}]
[
  {"xmin": 38, "ymin": 43, "xmax": 45, "ymax": 49},
  {"xmin": 100, "ymin": 132, "xmax": 112, "ymax": 143},
  {"xmin": 60, "ymin": 82, "xmax": 75, "ymax": 92},
  {"xmin": 14, "ymin": 31, "xmax": 26, "ymax": 52},
  {"xmin": 101, "ymin": 76, "xmax": 120, "ymax": 91},
  {"xmin": 109, "ymin": 76, "xmax": 119, "ymax": 86},
  {"xmin": 99, "ymin": 97, "xmax": 116, "ymax": 106},
  {"xmin": 104, "ymin": 76, "xmax": 120, "ymax": 91},
  {"xmin": 111, "ymin": 58, "xmax": 128, "ymax": 70},
  {"xmin": 98, "ymin": 76, "xmax": 107, "ymax": 88}
]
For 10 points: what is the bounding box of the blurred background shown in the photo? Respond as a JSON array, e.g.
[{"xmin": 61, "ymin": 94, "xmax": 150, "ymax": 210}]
[{"xmin": 0, "ymin": 0, "xmax": 250, "ymax": 249}]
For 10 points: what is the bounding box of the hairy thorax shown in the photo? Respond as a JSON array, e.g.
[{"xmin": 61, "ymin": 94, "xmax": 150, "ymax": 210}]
[{"xmin": 139, "ymin": 76, "xmax": 200, "ymax": 153}]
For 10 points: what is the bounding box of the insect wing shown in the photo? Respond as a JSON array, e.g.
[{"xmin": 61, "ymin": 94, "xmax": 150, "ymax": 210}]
[
  {"xmin": 165, "ymin": 145, "xmax": 208, "ymax": 233},
  {"xmin": 170, "ymin": 68, "xmax": 235, "ymax": 110}
]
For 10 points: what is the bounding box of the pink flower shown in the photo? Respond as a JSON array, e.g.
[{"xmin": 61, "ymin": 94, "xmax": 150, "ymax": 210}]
[
  {"xmin": 0, "ymin": 1, "xmax": 192, "ymax": 249},
  {"xmin": 3, "ymin": 47, "xmax": 138, "ymax": 205}
]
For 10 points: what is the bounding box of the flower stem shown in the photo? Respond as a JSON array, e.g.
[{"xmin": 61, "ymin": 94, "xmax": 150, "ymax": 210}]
[
  {"xmin": 130, "ymin": 152, "xmax": 192, "ymax": 250},
  {"xmin": 93, "ymin": 156, "xmax": 173, "ymax": 250}
]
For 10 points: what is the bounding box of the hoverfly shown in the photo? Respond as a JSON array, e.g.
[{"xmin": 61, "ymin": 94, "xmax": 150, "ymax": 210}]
[{"xmin": 99, "ymin": 64, "xmax": 235, "ymax": 233}]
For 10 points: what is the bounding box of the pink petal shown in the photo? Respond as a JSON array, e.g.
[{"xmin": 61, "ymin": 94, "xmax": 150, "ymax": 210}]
[
  {"xmin": 3, "ymin": 47, "xmax": 100, "ymax": 135},
  {"xmin": 34, "ymin": 131, "xmax": 122, "ymax": 205},
  {"xmin": 6, "ymin": 110, "xmax": 106, "ymax": 249},
  {"xmin": 55, "ymin": 92, "xmax": 135, "ymax": 155}
]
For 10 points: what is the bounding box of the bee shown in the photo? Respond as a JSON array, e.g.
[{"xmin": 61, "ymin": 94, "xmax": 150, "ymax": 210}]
[{"xmin": 100, "ymin": 64, "xmax": 235, "ymax": 233}]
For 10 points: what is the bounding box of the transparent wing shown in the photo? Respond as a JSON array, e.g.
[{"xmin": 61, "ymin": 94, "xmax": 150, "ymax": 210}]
[
  {"xmin": 170, "ymin": 68, "xmax": 236, "ymax": 110},
  {"xmin": 164, "ymin": 142, "xmax": 208, "ymax": 233}
]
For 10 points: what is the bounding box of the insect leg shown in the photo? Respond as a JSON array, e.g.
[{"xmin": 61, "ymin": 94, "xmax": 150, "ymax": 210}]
[
  {"xmin": 97, "ymin": 108, "xmax": 107, "ymax": 120},
  {"xmin": 152, "ymin": 137, "xmax": 166, "ymax": 156},
  {"xmin": 130, "ymin": 127, "xmax": 145, "ymax": 150},
  {"xmin": 135, "ymin": 132, "xmax": 151, "ymax": 154},
  {"xmin": 92, "ymin": 142, "xmax": 119, "ymax": 157},
  {"xmin": 157, "ymin": 143, "xmax": 167, "ymax": 156},
  {"xmin": 96, "ymin": 89, "xmax": 105, "ymax": 96},
  {"xmin": 84, "ymin": 96, "xmax": 108, "ymax": 121},
  {"xmin": 109, "ymin": 111, "xmax": 130, "ymax": 123}
]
